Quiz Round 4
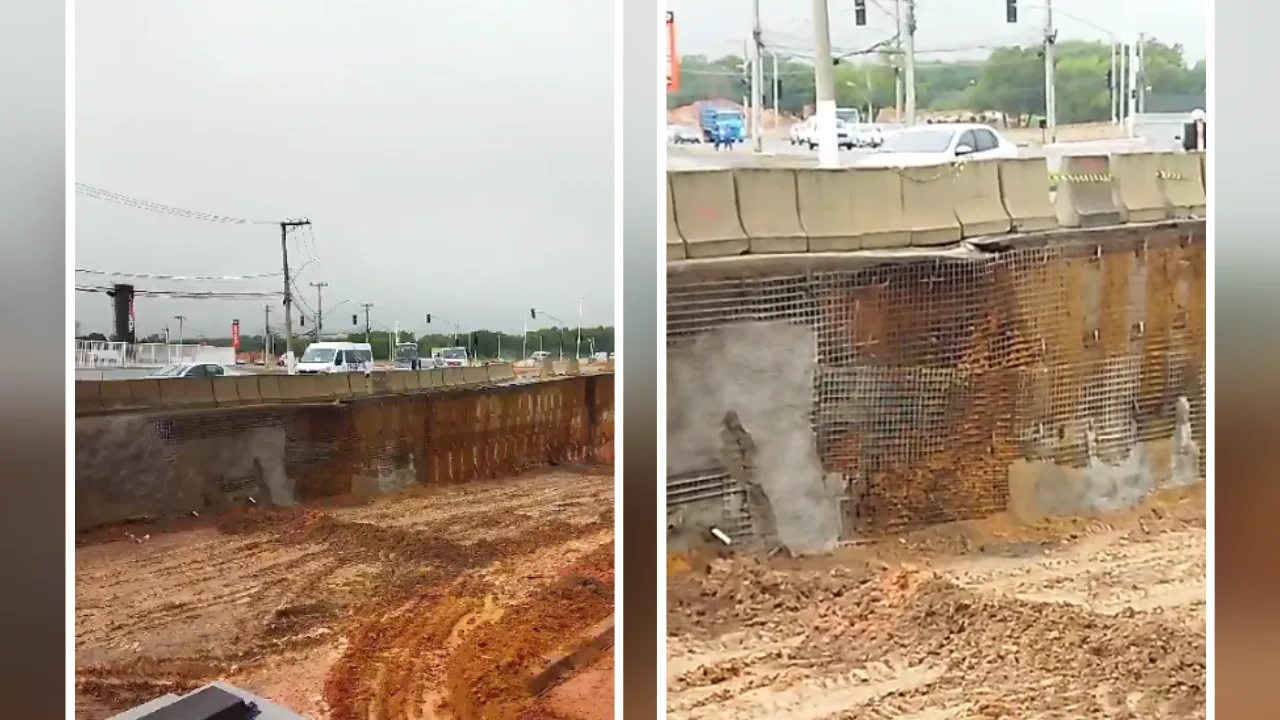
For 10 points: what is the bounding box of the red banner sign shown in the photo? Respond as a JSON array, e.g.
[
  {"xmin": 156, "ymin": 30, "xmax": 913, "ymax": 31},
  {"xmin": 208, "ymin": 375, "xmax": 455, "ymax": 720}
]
[
  {"xmin": 231, "ymin": 319, "xmax": 241, "ymax": 352},
  {"xmin": 666, "ymin": 12, "xmax": 680, "ymax": 94}
]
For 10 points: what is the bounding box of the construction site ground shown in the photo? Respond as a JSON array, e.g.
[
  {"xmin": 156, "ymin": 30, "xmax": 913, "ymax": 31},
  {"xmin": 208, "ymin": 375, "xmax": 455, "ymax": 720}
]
[
  {"xmin": 668, "ymin": 484, "xmax": 1206, "ymax": 720},
  {"xmin": 75, "ymin": 469, "xmax": 615, "ymax": 720}
]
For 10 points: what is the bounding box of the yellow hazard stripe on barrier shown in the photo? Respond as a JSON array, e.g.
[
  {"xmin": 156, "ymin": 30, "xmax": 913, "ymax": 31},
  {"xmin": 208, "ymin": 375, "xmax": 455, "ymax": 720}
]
[
  {"xmin": 1157, "ymin": 170, "xmax": 1191, "ymax": 180},
  {"xmin": 1047, "ymin": 172, "xmax": 1112, "ymax": 183}
]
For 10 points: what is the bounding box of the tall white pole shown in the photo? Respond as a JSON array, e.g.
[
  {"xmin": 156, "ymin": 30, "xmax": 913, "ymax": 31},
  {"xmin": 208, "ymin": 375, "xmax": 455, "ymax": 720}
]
[
  {"xmin": 903, "ymin": 0, "xmax": 918, "ymax": 126},
  {"xmin": 1125, "ymin": 40, "xmax": 1138, "ymax": 137},
  {"xmin": 750, "ymin": 0, "xmax": 764, "ymax": 152},
  {"xmin": 811, "ymin": 0, "xmax": 839, "ymax": 166},
  {"xmin": 576, "ymin": 298, "xmax": 583, "ymax": 360},
  {"xmin": 894, "ymin": 0, "xmax": 903, "ymax": 122},
  {"xmin": 1043, "ymin": 0, "xmax": 1057, "ymax": 142},
  {"xmin": 1136, "ymin": 32, "xmax": 1146, "ymax": 114}
]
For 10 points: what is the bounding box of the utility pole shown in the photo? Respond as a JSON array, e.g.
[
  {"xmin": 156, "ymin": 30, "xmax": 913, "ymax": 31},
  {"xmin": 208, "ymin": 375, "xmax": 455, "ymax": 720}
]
[
  {"xmin": 264, "ymin": 305, "xmax": 272, "ymax": 360},
  {"xmin": 1135, "ymin": 32, "xmax": 1146, "ymax": 114},
  {"xmin": 750, "ymin": 0, "xmax": 764, "ymax": 152},
  {"xmin": 309, "ymin": 282, "xmax": 328, "ymax": 341},
  {"xmin": 173, "ymin": 315, "xmax": 186, "ymax": 347},
  {"xmin": 771, "ymin": 51, "xmax": 780, "ymax": 128},
  {"xmin": 894, "ymin": 0, "xmax": 904, "ymax": 122},
  {"xmin": 1110, "ymin": 42, "xmax": 1119, "ymax": 125},
  {"xmin": 903, "ymin": 0, "xmax": 918, "ymax": 126},
  {"xmin": 811, "ymin": 0, "xmax": 839, "ymax": 167},
  {"xmin": 360, "ymin": 303, "xmax": 373, "ymax": 345},
  {"xmin": 1042, "ymin": 0, "xmax": 1057, "ymax": 142},
  {"xmin": 279, "ymin": 219, "xmax": 310, "ymax": 365}
]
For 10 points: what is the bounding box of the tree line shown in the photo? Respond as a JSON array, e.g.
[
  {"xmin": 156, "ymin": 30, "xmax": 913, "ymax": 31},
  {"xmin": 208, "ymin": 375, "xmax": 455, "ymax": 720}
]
[
  {"xmin": 669, "ymin": 39, "xmax": 1206, "ymax": 124},
  {"xmin": 81, "ymin": 326, "xmax": 615, "ymax": 361}
]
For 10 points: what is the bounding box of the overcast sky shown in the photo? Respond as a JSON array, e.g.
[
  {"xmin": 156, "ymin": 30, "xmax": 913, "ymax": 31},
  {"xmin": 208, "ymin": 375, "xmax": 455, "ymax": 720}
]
[
  {"xmin": 76, "ymin": 1, "xmax": 613, "ymax": 339},
  {"xmin": 670, "ymin": 0, "xmax": 1207, "ymax": 63}
]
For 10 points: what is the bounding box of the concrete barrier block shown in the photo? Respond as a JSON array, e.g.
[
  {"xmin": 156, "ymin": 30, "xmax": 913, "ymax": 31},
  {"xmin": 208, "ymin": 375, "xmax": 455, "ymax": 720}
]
[
  {"xmin": 1053, "ymin": 155, "xmax": 1122, "ymax": 228},
  {"xmin": 797, "ymin": 168, "xmax": 908, "ymax": 251},
  {"xmin": 158, "ymin": 377, "xmax": 215, "ymax": 409},
  {"xmin": 668, "ymin": 170, "xmax": 748, "ymax": 258},
  {"xmin": 397, "ymin": 371, "xmax": 417, "ymax": 391},
  {"xmin": 540, "ymin": 358, "xmax": 555, "ymax": 378},
  {"xmin": 566, "ymin": 357, "xmax": 581, "ymax": 376},
  {"xmin": 1158, "ymin": 152, "xmax": 1207, "ymax": 219},
  {"xmin": 463, "ymin": 366, "xmax": 488, "ymax": 385},
  {"xmin": 1109, "ymin": 152, "xmax": 1166, "ymax": 223},
  {"xmin": 428, "ymin": 369, "xmax": 446, "ymax": 389},
  {"xmin": 279, "ymin": 374, "xmax": 321, "ymax": 402},
  {"xmin": 666, "ymin": 176, "xmax": 687, "ymax": 261},
  {"xmin": 552, "ymin": 360, "xmax": 570, "ymax": 375},
  {"xmin": 211, "ymin": 376, "xmax": 243, "ymax": 407},
  {"xmin": 416, "ymin": 370, "xmax": 433, "ymax": 390},
  {"xmin": 443, "ymin": 367, "xmax": 466, "ymax": 387},
  {"xmin": 997, "ymin": 157, "xmax": 1058, "ymax": 232},
  {"xmin": 76, "ymin": 381, "xmax": 106, "ymax": 414},
  {"xmin": 733, "ymin": 168, "xmax": 807, "ymax": 254},
  {"xmin": 327, "ymin": 373, "xmax": 355, "ymax": 398},
  {"xmin": 97, "ymin": 380, "xmax": 135, "ymax": 412},
  {"xmin": 234, "ymin": 376, "xmax": 264, "ymax": 404},
  {"xmin": 899, "ymin": 164, "xmax": 963, "ymax": 246},
  {"xmin": 487, "ymin": 363, "xmax": 516, "ymax": 383},
  {"xmin": 387, "ymin": 371, "xmax": 409, "ymax": 393},
  {"xmin": 257, "ymin": 374, "xmax": 283, "ymax": 402},
  {"xmin": 952, "ymin": 160, "xmax": 1012, "ymax": 238},
  {"xmin": 1195, "ymin": 150, "xmax": 1206, "ymax": 189},
  {"xmin": 364, "ymin": 372, "xmax": 390, "ymax": 395}
]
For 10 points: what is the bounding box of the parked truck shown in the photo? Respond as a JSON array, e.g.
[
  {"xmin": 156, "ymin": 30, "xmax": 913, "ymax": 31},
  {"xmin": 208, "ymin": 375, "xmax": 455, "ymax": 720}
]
[{"xmin": 698, "ymin": 106, "xmax": 744, "ymax": 144}]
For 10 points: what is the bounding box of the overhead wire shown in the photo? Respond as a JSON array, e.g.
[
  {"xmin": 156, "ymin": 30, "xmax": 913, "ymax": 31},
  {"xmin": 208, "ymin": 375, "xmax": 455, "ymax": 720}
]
[
  {"xmin": 75, "ymin": 183, "xmax": 280, "ymax": 225},
  {"xmin": 74, "ymin": 268, "xmax": 282, "ymax": 282},
  {"xmin": 74, "ymin": 285, "xmax": 282, "ymax": 299}
]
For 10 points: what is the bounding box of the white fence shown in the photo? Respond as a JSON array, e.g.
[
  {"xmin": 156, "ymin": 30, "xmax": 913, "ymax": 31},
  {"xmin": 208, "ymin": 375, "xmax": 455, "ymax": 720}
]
[{"xmin": 73, "ymin": 340, "xmax": 236, "ymax": 369}]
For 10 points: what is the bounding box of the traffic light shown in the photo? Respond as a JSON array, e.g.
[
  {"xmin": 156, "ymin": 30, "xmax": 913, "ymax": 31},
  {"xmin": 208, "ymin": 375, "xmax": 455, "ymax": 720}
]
[
  {"xmin": 530, "ymin": 308, "xmax": 537, "ymax": 320},
  {"xmin": 854, "ymin": 0, "xmax": 867, "ymax": 26},
  {"xmin": 300, "ymin": 315, "xmax": 305, "ymax": 327},
  {"xmin": 1105, "ymin": 68, "xmax": 1113, "ymax": 88},
  {"xmin": 351, "ymin": 314, "xmax": 358, "ymax": 325},
  {"xmin": 426, "ymin": 313, "xmax": 432, "ymax": 323},
  {"xmin": 1005, "ymin": 0, "xmax": 1017, "ymax": 23}
]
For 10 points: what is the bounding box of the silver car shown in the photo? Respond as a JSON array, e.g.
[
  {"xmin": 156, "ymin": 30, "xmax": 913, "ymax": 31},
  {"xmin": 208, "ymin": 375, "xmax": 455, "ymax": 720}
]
[{"xmin": 147, "ymin": 362, "xmax": 243, "ymax": 378}]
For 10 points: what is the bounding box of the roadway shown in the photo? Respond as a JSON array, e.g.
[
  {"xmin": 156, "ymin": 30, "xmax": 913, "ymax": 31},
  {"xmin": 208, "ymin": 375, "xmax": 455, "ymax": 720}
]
[{"xmin": 667, "ymin": 126, "xmax": 1160, "ymax": 171}]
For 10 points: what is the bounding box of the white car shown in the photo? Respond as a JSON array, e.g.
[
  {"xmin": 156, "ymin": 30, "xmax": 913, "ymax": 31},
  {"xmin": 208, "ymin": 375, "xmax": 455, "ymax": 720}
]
[
  {"xmin": 854, "ymin": 123, "xmax": 1018, "ymax": 167},
  {"xmin": 147, "ymin": 362, "xmax": 245, "ymax": 378},
  {"xmin": 797, "ymin": 118, "xmax": 855, "ymax": 150},
  {"xmin": 788, "ymin": 119, "xmax": 812, "ymax": 146}
]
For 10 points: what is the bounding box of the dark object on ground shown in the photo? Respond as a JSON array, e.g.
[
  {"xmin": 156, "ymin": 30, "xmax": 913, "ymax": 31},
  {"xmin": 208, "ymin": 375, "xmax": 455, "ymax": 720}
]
[{"xmin": 107, "ymin": 682, "xmax": 308, "ymax": 720}]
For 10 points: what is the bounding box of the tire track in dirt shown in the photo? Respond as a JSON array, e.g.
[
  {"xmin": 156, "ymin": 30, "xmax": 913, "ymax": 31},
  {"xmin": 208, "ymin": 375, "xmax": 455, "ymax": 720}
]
[{"xmin": 322, "ymin": 542, "xmax": 614, "ymax": 720}]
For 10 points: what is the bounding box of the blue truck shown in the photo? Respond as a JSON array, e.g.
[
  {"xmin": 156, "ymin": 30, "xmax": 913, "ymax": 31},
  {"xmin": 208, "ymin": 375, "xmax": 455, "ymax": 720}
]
[{"xmin": 698, "ymin": 106, "xmax": 745, "ymax": 144}]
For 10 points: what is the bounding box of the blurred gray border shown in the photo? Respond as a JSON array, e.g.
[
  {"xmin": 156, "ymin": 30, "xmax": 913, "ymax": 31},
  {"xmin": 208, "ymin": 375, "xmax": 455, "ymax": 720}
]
[
  {"xmin": 622, "ymin": 1, "xmax": 659, "ymax": 717},
  {"xmin": 0, "ymin": 0, "xmax": 66, "ymax": 712}
]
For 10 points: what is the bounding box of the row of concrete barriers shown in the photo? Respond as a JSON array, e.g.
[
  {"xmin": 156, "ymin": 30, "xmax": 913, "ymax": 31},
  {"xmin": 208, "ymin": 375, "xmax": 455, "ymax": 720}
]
[
  {"xmin": 667, "ymin": 151, "xmax": 1207, "ymax": 259},
  {"xmin": 75, "ymin": 363, "xmax": 521, "ymax": 416}
]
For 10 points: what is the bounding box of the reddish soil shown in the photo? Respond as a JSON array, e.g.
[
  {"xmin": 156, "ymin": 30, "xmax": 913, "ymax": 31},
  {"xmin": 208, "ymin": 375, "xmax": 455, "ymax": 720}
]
[
  {"xmin": 543, "ymin": 651, "xmax": 614, "ymax": 720},
  {"xmin": 75, "ymin": 469, "xmax": 614, "ymax": 720},
  {"xmin": 667, "ymin": 486, "xmax": 1206, "ymax": 719}
]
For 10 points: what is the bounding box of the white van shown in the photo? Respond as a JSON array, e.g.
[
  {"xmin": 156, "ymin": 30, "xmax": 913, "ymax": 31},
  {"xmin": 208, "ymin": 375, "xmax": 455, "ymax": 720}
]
[{"xmin": 296, "ymin": 341, "xmax": 374, "ymax": 374}]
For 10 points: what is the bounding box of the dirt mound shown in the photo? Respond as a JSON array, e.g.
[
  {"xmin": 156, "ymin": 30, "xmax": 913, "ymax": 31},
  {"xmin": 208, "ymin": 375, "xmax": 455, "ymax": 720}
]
[{"xmin": 669, "ymin": 561, "xmax": 1204, "ymax": 715}]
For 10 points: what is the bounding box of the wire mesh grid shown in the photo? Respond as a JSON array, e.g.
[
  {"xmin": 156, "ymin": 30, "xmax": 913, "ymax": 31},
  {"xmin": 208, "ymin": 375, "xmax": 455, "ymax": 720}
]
[{"xmin": 666, "ymin": 230, "xmax": 1206, "ymax": 538}]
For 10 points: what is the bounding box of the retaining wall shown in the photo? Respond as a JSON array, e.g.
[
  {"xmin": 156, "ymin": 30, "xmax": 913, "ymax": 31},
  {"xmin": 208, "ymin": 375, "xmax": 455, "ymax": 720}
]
[
  {"xmin": 666, "ymin": 220, "xmax": 1205, "ymax": 551},
  {"xmin": 75, "ymin": 374, "xmax": 614, "ymax": 531}
]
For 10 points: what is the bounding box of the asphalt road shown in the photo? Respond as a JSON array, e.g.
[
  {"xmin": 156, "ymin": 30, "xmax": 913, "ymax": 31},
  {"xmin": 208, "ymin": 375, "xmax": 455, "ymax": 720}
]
[{"xmin": 667, "ymin": 133, "xmax": 1154, "ymax": 171}]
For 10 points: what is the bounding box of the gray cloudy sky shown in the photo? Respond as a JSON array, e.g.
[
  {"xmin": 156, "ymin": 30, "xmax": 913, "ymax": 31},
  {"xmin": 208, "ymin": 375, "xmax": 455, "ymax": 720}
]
[
  {"xmin": 76, "ymin": 1, "xmax": 613, "ymax": 339},
  {"xmin": 671, "ymin": 0, "xmax": 1206, "ymax": 62}
]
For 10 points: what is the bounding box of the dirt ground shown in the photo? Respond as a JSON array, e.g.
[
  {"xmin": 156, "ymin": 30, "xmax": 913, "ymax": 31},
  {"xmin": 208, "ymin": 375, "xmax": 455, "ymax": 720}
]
[
  {"xmin": 75, "ymin": 469, "xmax": 615, "ymax": 720},
  {"xmin": 667, "ymin": 484, "xmax": 1206, "ymax": 720}
]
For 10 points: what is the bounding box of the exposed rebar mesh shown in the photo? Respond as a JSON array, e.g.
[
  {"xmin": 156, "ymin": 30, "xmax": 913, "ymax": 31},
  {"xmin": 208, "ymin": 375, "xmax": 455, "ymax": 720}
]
[{"xmin": 666, "ymin": 227, "xmax": 1206, "ymax": 538}]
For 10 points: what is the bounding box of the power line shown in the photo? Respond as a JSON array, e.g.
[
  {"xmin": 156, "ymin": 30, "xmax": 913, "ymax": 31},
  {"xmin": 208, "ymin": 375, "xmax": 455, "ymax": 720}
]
[
  {"xmin": 75, "ymin": 183, "xmax": 278, "ymax": 225},
  {"xmin": 74, "ymin": 284, "xmax": 282, "ymax": 299},
  {"xmin": 74, "ymin": 268, "xmax": 282, "ymax": 282}
]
